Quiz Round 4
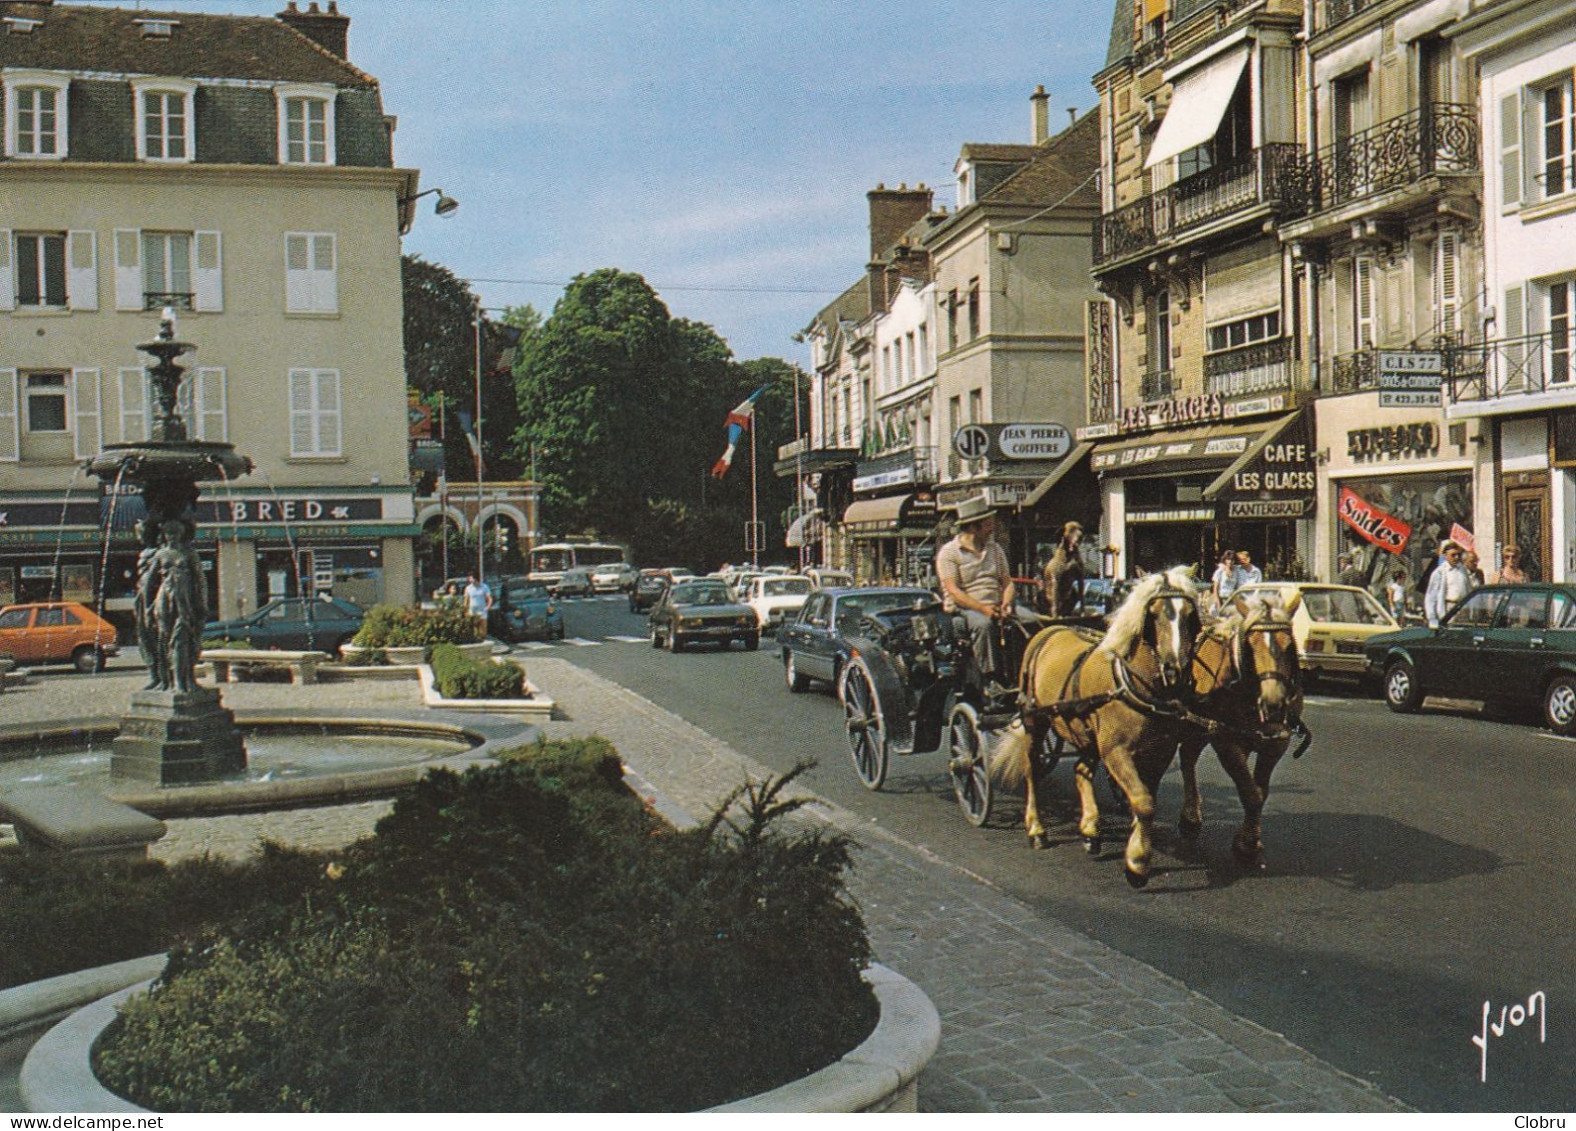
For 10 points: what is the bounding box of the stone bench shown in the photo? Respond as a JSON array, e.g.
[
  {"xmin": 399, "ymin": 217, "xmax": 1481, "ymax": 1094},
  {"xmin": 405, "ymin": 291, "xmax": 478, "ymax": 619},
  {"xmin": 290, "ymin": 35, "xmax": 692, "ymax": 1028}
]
[
  {"xmin": 201, "ymin": 648, "xmax": 329, "ymax": 685},
  {"xmin": 0, "ymin": 786, "xmax": 166, "ymax": 859}
]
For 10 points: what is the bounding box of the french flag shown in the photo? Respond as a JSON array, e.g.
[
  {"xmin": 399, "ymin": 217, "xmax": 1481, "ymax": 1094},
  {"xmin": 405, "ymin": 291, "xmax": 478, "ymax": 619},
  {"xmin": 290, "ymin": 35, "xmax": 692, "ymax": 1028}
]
[{"xmin": 710, "ymin": 385, "xmax": 769, "ymax": 479}]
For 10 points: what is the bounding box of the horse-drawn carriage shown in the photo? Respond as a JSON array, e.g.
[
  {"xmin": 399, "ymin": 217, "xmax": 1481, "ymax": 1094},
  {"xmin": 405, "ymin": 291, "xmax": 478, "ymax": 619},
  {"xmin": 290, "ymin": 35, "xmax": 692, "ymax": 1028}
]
[{"xmin": 838, "ymin": 570, "xmax": 1312, "ymax": 887}]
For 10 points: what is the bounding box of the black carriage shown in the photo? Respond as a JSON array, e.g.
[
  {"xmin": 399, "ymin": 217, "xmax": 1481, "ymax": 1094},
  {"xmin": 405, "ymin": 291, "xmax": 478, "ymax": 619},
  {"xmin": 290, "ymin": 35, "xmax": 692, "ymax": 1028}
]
[{"xmin": 836, "ymin": 596, "xmax": 1103, "ymax": 826}]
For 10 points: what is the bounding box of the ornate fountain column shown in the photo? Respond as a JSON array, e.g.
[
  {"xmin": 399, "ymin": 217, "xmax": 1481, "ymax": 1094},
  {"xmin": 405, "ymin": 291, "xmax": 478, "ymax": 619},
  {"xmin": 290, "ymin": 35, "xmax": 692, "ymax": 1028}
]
[{"xmin": 89, "ymin": 310, "xmax": 254, "ymax": 785}]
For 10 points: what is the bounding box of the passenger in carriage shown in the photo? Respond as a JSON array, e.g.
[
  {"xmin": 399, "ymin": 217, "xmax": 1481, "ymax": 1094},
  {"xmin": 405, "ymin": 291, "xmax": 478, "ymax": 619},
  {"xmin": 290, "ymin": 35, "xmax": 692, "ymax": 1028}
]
[{"xmin": 936, "ymin": 494, "xmax": 1017, "ymax": 690}]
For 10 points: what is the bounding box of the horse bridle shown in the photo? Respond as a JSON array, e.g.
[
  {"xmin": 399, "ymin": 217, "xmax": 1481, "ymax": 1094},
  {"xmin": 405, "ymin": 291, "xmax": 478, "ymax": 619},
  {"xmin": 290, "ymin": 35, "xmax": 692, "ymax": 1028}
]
[{"xmin": 1227, "ymin": 616, "xmax": 1312, "ymax": 753}]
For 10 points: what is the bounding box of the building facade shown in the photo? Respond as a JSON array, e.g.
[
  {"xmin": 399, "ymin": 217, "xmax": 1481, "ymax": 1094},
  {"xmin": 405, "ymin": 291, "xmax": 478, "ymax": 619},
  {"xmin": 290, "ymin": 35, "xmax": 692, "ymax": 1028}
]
[{"xmin": 0, "ymin": 0, "xmax": 419, "ymax": 624}]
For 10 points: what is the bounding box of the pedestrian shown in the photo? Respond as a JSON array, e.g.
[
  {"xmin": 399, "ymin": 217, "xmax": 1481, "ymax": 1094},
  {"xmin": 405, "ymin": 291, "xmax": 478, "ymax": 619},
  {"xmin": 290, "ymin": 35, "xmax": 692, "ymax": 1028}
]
[
  {"xmin": 462, "ymin": 573, "xmax": 493, "ymax": 635},
  {"xmin": 1337, "ymin": 553, "xmax": 1365, "ymax": 588},
  {"xmin": 1462, "ymin": 550, "xmax": 1486, "ymax": 589},
  {"xmin": 1211, "ymin": 550, "xmax": 1239, "ymax": 611},
  {"xmin": 1493, "ymin": 544, "xmax": 1529, "ymax": 584},
  {"xmin": 1235, "ymin": 549, "xmax": 1263, "ymax": 587},
  {"xmin": 1424, "ymin": 540, "xmax": 1474, "ymax": 627},
  {"xmin": 936, "ymin": 494, "xmax": 1017, "ymax": 690},
  {"xmin": 1385, "ymin": 569, "xmax": 1408, "ymax": 620}
]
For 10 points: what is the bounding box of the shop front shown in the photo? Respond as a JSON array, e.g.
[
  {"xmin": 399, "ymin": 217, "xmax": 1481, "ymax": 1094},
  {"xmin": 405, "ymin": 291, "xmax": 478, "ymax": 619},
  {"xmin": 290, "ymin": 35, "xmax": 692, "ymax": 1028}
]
[
  {"xmin": 840, "ymin": 492, "xmax": 940, "ymax": 586},
  {"xmin": 1090, "ymin": 411, "xmax": 1311, "ymax": 578}
]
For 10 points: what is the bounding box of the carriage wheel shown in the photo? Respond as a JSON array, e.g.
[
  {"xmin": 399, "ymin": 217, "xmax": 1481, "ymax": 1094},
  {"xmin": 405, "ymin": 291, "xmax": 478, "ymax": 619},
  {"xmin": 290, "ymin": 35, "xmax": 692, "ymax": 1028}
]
[
  {"xmin": 948, "ymin": 701, "xmax": 993, "ymax": 827},
  {"xmin": 841, "ymin": 657, "xmax": 890, "ymax": 791}
]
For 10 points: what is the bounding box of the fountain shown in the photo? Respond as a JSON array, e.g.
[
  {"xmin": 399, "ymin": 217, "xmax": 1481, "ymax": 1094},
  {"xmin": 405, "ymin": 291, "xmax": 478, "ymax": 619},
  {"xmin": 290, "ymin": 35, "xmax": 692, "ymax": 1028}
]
[{"xmin": 87, "ymin": 310, "xmax": 253, "ymax": 786}]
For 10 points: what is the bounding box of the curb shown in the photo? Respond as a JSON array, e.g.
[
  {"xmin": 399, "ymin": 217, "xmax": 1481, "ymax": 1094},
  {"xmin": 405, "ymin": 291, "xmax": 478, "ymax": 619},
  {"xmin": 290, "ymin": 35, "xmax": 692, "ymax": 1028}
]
[
  {"xmin": 0, "ymin": 954, "xmax": 165, "ymax": 1045},
  {"xmin": 415, "ymin": 663, "xmax": 555, "ymax": 719}
]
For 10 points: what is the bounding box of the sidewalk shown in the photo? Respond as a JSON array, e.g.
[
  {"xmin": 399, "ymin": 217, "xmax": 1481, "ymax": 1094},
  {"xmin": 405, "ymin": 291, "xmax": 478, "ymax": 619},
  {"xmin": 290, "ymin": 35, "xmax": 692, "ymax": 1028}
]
[{"xmin": 1, "ymin": 661, "xmax": 1407, "ymax": 1112}]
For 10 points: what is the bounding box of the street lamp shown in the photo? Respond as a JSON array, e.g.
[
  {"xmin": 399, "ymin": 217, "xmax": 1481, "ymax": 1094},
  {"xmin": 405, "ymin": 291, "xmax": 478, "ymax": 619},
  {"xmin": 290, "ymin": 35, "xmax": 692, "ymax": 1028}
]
[{"xmin": 402, "ymin": 186, "xmax": 459, "ymax": 217}]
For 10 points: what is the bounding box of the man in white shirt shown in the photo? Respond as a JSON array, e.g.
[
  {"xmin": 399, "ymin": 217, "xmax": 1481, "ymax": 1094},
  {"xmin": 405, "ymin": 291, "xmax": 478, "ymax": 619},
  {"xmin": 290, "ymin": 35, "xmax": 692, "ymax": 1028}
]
[
  {"xmin": 1424, "ymin": 541, "xmax": 1474, "ymax": 627},
  {"xmin": 936, "ymin": 494, "xmax": 1015, "ymax": 684},
  {"xmin": 1235, "ymin": 549, "xmax": 1263, "ymax": 587}
]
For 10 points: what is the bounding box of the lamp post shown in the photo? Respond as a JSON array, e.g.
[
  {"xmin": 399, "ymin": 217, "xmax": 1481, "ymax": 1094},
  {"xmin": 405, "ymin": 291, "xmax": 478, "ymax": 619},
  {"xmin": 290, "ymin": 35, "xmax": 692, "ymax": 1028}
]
[{"xmin": 474, "ymin": 299, "xmax": 485, "ymax": 582}]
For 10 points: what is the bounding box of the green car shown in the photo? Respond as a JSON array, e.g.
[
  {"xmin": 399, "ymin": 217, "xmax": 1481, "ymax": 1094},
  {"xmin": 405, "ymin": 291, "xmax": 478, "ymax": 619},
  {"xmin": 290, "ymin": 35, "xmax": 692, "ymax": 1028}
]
[
  {"xmin": 1364, "ymin": 582, "xmax": 1576, "ymax": 733},
  {"xmin": 648, "ymin": 581, "xmax": 759, "ymax": 653}
]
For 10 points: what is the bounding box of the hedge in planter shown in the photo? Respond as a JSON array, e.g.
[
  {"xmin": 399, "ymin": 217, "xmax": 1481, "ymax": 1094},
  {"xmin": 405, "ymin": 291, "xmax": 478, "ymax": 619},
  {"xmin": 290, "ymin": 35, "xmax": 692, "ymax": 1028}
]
[
  {"xmin": 351, "ymin": 604, "xmax": 482, "ymax": 650},
  {"xmin": 94, "ymin": 748, "xmax": 876, "ymax": 1112},
  {"xmin": 429, "ymin": 643, "xmax": 525, "ymax": 699}
]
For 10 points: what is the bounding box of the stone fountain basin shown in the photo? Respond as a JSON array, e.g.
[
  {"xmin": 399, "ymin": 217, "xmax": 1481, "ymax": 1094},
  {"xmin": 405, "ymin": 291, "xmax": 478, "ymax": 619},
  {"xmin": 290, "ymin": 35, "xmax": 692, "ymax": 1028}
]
[{"xmin": 0, "ymin": 717, "xmax": 504, "ymax": 820}]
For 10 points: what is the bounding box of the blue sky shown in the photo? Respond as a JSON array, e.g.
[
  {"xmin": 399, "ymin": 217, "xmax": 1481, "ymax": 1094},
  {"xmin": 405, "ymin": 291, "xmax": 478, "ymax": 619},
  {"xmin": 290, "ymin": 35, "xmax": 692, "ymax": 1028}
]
[{"xmin": 110, "ymin": 0, "xmax": 1112, "ymax": 362}]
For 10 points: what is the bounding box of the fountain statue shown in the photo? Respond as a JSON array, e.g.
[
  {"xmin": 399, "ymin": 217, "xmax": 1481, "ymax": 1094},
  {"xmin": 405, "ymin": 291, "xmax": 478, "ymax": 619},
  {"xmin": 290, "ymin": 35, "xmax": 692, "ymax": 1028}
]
[{"xmin": 88, "ymin": 309, "xmax": 253, "ymax": 785}]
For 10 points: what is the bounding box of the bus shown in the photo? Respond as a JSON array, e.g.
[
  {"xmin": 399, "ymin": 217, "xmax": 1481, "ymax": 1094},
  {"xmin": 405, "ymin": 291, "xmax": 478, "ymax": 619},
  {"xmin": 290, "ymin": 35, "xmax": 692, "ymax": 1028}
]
[{"xmin": 528, "ymin": 541, "xmax": 628, "ymax": 586}]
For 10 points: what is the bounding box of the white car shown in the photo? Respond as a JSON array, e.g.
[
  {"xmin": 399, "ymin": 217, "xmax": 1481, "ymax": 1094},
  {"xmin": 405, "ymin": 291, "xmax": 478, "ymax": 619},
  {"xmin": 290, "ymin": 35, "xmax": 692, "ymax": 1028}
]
[
  {"xmin": 744, "ymin": 575, "xmax": 813, "ymax": 629},
  {"xmin": 590, "ymin": 562, "xmax": 639, "ymax": 593}
]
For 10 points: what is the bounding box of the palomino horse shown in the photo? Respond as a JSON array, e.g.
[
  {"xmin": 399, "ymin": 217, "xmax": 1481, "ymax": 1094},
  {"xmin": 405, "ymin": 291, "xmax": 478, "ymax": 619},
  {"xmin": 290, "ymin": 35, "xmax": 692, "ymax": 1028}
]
[
  {"xmin": 992, "ymin": 566, "xmax": 1203, "ymax": 888},
  {"xmin": 1177, "ymin": 593, "xmax": 1309, "ymax": 869}
]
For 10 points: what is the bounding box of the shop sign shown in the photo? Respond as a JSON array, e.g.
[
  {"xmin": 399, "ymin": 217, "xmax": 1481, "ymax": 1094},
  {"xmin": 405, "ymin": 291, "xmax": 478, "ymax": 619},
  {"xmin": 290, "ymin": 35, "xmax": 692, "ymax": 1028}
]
[
  {"xmin": 1120, "ymin": 392, "xmax": 1224, "ymax": 432},
  {"xmin": 1224, "ymin": 394, "xmax": 1289, "ymax": 419},
  {"xmin": 1076, "ymin": 421, "xmax": 1120, "ymax": 441},
  {"xmin": 20, "ymin": 565, "xmax": 56, "ymax": 578},
  {"xmin": 1228, "ymin": 499, "xmax": 1310, "ymax": 518},
  {"xmin": 1378, "ymin": 352, "xmax": 1443, "ymax": 408},
  {"xmin": 1348, "ymin": 423, "xmax": 1438, "ymax": 461},
  {"xmin": 1338, "ymin": 486, "xmax": 1412, "ymax": 554},
  {"xmin": 988, "ymin": 483, "xmax": 1034, "ymax": 506},
  {"xmin": 853, "ymin": 465, "xmax": 916, "ymax": 493},
  {"xmin": 1127, "ymin": 506, "xmax": 1216, "ymax": 523},
  {"xmin": 205, "ymin": 497, "xmax": 384, "ymax": 524},
  {"xmin": 997, "ymin": 423, "xmax": 1071, "ymax": 461},
  {"xmin": 901, "ymin": 493, "xmax": 938, "ymax": 528},
  {"xmin": 408, "ymin": 389, "xmax": 433, "ymax": 441}
]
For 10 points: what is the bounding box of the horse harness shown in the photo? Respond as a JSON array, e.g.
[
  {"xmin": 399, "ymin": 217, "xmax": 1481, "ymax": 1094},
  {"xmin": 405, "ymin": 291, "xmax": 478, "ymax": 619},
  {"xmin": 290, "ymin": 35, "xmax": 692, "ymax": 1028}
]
[{"xmin": 1194, "ymin": 617, "xmax": 1314, "ymax": 757}]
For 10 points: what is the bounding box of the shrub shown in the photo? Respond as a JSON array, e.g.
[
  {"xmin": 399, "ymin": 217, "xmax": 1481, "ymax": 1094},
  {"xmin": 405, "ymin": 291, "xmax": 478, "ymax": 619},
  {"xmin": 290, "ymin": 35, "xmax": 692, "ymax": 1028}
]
[
  {"xmin": 351, "ymin": 604, "xmax": 481, "ymax": 649},
  {"xmin": 94, "ymin": 756, "xmax": 876, "ymax": 1112},
  {"xmin": 428, "ymin": 643, "xmax": 525, "ymax": 699}
]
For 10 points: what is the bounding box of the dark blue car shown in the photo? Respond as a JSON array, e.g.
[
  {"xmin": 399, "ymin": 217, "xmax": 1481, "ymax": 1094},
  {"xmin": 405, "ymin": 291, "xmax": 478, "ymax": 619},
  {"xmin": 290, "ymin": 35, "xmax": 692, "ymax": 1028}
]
[
  {"xmin": 778, "ymin": 586, "xmax": 934, "ymax": 694},
  {"xmin": 204, "ymin": 597, "xmax": 365, "ymax": 656},
  {"xmin": 490, "ymin": 579, "xmax": 565, "ymax": 642}
]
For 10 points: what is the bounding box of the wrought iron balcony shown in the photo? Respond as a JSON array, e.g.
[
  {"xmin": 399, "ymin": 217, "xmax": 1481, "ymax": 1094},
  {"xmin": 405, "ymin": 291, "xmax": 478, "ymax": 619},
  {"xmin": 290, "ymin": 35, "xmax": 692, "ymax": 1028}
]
[
  {"xmin": 1306, "ymin": 104, "xmax": 1478, "ymax": 214},
  {"xmin": 1140, "ymin": 369, "xmax": 1175, "ymax": 402},
  {"xmin": 1446, "ymin": 333, "xmax": 1574, "ymax": 404},
  {"xmin": 1330, "ymin": 349, "xmax": 1377, "ymax": 393},
  {"xmin": 1203, "ymin": 338, "xmax": 1296, "ymax": 398},
  {"xmin": 1320, "ymin": 0, "xmax": 1374, "ymax": 32},
  {"xmin": 1094, "ymin": 144, "xmax": 1309, "ymax": 267},
  {"xmin": 143, "ymin": 291, "xmax": 194, "ymax": 311},
  {"xmin": 856, "ymin": 445, "xmax": 937, "ymax": 484}
]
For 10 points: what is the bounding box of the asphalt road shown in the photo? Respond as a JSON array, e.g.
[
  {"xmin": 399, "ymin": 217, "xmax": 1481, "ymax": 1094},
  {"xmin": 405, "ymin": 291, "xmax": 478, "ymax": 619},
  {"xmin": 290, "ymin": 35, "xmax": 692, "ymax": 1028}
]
[{"xmin": 520, "ymin": 593, "xmax": 1573, "ymax": 1112}]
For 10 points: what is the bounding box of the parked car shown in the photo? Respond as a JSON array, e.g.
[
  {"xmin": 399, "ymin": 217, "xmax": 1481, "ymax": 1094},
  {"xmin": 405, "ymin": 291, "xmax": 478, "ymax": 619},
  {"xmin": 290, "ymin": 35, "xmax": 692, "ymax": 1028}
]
[
  {"xmin": 648, "ymin": 580, "xmax": 759, "ymax": 652},
  {"xmin": 629, "ymin": 569, "xmax": 673, "ymax": 612},
  {"xmin": 778, "ymin": 586, "xmax": 934, "ymax": 693},
  {"xmin": 727, "ymin": 571, "xmax": 765, "ymax": 601},
  {"xmin": 489, "ymin": 579, "xmax": 565, "ymax": 643},
  {"xmin": 1364, "ymin": 582, "xmax": 1576, "ymax": 732},
  {"xmin": 553, "ymin": 568, "xmax": 595, "ymax": 598},
  {"xmin": 805, "ymin": 568, "xmax": 854, "ymax": 589},
  {"xmin": 1235, "ymin": 582, "xmax": 1399, "ymax": 681},
  {"xmin": 203, "ymin": 597, "xmax": 365, "ymax": 656},
  {"xmin": 665, "ymin": 568, "xmax": 698, "ymax": 585},
  {"xmin": 743, "ymin": 574, "xmax": 813, "ymax": 630},
  {"xmin": 590, "ymin": 562, "xmax": 639, "ymax": 593},
  {"xmin": 0, "ymin": 602, "xmax": 120, "ymax": 672}
]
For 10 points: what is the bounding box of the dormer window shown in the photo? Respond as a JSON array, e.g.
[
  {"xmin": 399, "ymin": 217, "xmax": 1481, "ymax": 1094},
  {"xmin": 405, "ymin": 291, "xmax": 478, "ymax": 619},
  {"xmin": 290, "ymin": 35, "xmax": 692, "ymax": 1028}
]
[
  {"xmin": 2, "ymin": 71, "xmax": 69, "ymax": 159},
  {"xmin": 276, "ymin": 83, "xmax": 336, "ymax": 166},
  {"xmin": 132, "ymin": 78, "xmax": 196, "ymax": 163},
  {"xmin": 4, "ymin": 17, "xmax": 42, "ymax": 35},
  {"xmin": 134, "ymin": 18, "xmax": 179, "ymax": 39}
]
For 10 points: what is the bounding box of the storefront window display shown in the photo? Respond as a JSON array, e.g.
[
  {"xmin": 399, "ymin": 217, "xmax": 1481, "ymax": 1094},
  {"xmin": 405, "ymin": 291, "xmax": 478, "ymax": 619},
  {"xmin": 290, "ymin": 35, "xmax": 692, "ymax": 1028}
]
[{"xmin": 1336, "ymin": 473, "xmax": 1472, "ymax": 610}]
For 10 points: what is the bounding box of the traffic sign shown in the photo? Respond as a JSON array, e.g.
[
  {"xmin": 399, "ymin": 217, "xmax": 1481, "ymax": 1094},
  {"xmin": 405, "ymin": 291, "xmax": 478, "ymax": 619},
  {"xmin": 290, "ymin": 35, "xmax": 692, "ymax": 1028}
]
[{"xmin": 953, "ymin": 425, "xmax": 991, "ymax": 460}]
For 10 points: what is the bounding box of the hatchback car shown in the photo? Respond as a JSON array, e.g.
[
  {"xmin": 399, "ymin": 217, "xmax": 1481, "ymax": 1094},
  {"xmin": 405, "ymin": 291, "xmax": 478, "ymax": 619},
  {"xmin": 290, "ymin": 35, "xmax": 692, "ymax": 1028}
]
[
  {"xmin": 1235, "ymin": 582, "xmax": 1399, "ymax": 681},
  {"xmin": 590, "ymin": 562, "xmax": 639, "ymax": 593},
  {"xmin": 1364, "ymin": 582, "xmax": 1576, "ymax": 732},
  {"xmin": 743, "ymin": 574, "xmax": 813, "ymax": 630},
  {"xmin": 629, "ymin": 569, "xmax": 672, "ymax": 612},
  {"xmin": 778, "ymin": 586, "xmax": 934, "ymax": 693},
  {"xmin": 553, "ymin": 568, "xmax": 595, "ymax": 598},
  {"xmin": 490, "ymin": 580, "xmax": 565, "ymax": 642},
  {"xmin": 648, "ymin": 581, "xmax": 759, "ymax": 652},
  {"xmin": 204, "ymin": 597, "xmax": 365, "ymax": 656},
  {"xmin": 0, "ymin": 602, "xmax": 119, "ymax": 672}
]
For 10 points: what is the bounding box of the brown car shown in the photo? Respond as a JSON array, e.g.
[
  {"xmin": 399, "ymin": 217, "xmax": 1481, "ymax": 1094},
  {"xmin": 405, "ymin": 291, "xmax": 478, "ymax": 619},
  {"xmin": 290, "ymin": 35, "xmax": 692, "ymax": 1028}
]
[{"xmin": 0, "ymin": 602, "xmax": 120, "ymax": 672}]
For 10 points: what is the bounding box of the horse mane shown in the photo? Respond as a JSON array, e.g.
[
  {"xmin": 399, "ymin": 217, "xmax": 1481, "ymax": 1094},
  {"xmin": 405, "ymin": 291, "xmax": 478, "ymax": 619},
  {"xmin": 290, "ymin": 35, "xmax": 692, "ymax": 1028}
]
[{"xmin": 1097, "ymin": 565, "xmax": 1196, "ymax": 656}]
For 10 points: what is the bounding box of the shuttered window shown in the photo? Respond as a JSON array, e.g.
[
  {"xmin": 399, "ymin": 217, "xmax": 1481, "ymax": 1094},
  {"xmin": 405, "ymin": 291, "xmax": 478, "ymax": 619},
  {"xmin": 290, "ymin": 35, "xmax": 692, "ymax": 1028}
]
[
  {"xmin": 288, "ymin": 368, "xmax": 341, "ymax": 457},
  {"xmin": 1354, "ymin": 257, "xmax": 1376, "ymax": 350},
  {"xmin": 1433, "ymin": 231, "xmax": 1460, "ymax": 340},
  {"xmin": 285, "ymin": 233, "xmax": 338, "ymax": 313},
  {"xmin": 177, "ymin": 367, "xmax": 228, "ymax": 442},
  {"xmin": 1502, "ymin": 91, "xmax": 1524, "ymax": 209},
  {"xmin": 119, "ymin": 367, "xmax": 152, "ymax": 443}
]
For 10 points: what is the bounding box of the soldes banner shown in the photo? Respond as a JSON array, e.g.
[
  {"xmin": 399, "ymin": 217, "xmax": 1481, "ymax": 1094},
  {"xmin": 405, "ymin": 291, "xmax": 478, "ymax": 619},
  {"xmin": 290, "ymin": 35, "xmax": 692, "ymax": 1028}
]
[{"xmin": 1338, "ymin": 486, "xmax": 1412, "ymax": 554}]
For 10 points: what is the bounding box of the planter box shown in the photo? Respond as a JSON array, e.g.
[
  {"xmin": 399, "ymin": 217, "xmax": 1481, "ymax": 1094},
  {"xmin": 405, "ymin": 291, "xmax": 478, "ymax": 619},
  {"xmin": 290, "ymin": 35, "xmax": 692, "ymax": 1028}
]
[
  {"xmin": 20, "ymin": 963, "xmax": 938, "ymax": 1113},
  {"xmin": 456, "ymin": 642, "xmax": 495, "ymax": 661},
  {"xmin": 385, "ymin": 645, "xmax": 428, "ymax": 665},
  {"xmin": 338, "ymin": 644, "xmax": 371, "ymax": 665}
]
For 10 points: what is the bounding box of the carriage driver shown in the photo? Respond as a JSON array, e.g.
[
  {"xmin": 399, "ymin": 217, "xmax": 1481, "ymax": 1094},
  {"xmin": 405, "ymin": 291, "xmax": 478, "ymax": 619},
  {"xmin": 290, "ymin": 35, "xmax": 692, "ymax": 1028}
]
[{"xmin": 936, "ymin": 494, "xmax": 1018, "ymax": 688}]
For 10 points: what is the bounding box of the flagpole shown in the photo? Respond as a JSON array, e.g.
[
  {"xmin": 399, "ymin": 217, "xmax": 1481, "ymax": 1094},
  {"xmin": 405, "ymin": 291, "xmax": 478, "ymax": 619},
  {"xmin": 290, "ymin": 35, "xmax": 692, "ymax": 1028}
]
[
  {"xmin": 474, "ymin": 302, "xmax": 485, "ymax": 582},
  {"xmin": 439, "ymin": 394, "xmax": 450, "ymax": 583},
  {"xmin": 750, "ymin": 415, "xmax": 760, "ymax": 568}
]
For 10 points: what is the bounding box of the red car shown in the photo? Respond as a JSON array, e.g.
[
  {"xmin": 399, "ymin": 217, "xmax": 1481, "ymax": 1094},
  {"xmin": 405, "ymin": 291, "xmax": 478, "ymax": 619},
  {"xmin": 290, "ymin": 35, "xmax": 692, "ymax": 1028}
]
[{"xmin": 0, "ymin": 602, "xmax": 120, "ymax": 672}]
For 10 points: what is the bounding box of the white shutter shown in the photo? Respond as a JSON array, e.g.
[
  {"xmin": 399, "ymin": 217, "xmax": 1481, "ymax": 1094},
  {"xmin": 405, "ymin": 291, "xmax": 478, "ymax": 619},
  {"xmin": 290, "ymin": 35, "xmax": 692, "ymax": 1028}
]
[
  {"xmin": 0, "ymin": 370, "xmax": 18, "ymax": 462},
  {"xmin": 289, "ymin": 368, "xmax": 316, "ymax": 454},
  {"xmin": 315, "ymin": 369, "xmax": 341, "ymax": 455},
  {"xmin": 118, "ymin": 367, "xmax": 150, "ymax": 443},
  {"xmin": 1354, "ymin": 256, "xmax": 1376, "ymax": 349},
  {"xmin": 71, "ymin": 368, "xmax": 102, "ymax": 459},
  {"xmin": 192, "ymin": 230, "xmax": 222, "ymax": 312},
  {"xmin": 114, "ymin": 228, "xmax": 143, "ymax": 310},
  {"xmin": 285, "ymin": 234, "xmax": 312, "ymax": 312},
  {"xmin": 66, "ymin": 230, "xmax": 98, "ymax": 311},
  {"xmin": 0, "ymin": 230, "xmax": 13, "ymax": 312},
  {"xmin": 1501, "ymin": 91, "xmax": 1524, "ymax": 210},
  {"xmin": 1503, "ymin": 283, "xmax": 1527, "ymax": 393},
  {"xmin": 197, "ymin": 366, "xmax": 227, "ymax": 442},
  {"xmin": 1435, "ymin": 231, "xmax": 1460, "ymax": 339},
  {"xmin": 312, "ymin": 234, "xmax": 337, "ymax": 313}
]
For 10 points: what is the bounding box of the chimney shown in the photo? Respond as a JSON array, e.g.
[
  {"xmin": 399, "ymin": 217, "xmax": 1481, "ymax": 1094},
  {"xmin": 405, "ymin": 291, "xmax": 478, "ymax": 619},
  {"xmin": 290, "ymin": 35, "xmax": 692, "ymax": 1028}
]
[
  {"xmin": 1031, "ymin": 85, "xmax": 1050, "ymax": 144},
  {"xmin": 277, "ymin": 1, "xmax": 350, "ymax": 59},
  {"xmin": 867, "ymin": 182, "xmax": 934, "ymax": 260}
]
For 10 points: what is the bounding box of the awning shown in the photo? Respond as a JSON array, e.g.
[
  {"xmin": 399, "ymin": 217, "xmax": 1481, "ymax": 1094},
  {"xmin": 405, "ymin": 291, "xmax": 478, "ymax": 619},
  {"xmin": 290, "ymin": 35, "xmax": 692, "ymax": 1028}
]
[
  {"xmin": 1023, "ymin": 441, "xmax": 1095, "ymax": 508},
  {"xmin": 1090, "ymin": 415, "xmax": 1295, "ymax": 480},
  {"xmin": 1144, "ymin": 45, "xmax": 1251, "ymax": 169},
  {"xmin": 785, "ymin": 511, "xmax": 825, "ymax": 548},
  {"xmin": 1203, "ymin": 410, "xmax": 1304, "ymax": 499},
  {"xmin": 841, "ymin": 493, "xmax": 940, "ymax": 536}
]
